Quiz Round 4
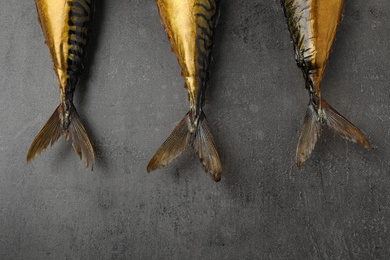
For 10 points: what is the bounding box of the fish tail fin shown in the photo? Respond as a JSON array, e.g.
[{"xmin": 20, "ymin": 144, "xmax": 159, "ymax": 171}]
[
  {"xmin": 68, "ymin": 106, "xmax": 95, "ymax": 170},
  {"xmin": 322, "ymin": 98, "xmax": 371, "ymax": 150},
  {"xmin": 296, "ymin": 98, "xmax": 371, "ymax": 168},
  {"xmin": 296, "ymin": 102, "xmax": 322, "ymax": 169},
  {"xmin": 26, "ymin": 103, "xmax": 95, "ymax": 170},
  {"xmin": 147, "ymin": 111, "xmax": 222, "ymax": 182},
  {"xmin": 147, "ymin": 113, "xmax": 192, "ymax": 174},
  {"xmin": 192, "ymin": 113, "xmax": 222, "ymax": 182},
  {"xmin": 26, "ymin": 106, "xmax": 62, "ymax": 164}
]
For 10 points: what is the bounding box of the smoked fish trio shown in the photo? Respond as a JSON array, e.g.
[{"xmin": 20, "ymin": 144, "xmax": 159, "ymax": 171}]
[
  {"xmin": 147, "ymin": 0, "xmax": 222, "ymax": 181},
  {"xmin": 27, "ymin": 0, "xmax": 95, "ymax": 169},
  {"xmin": 281, "ymin": 0, "xmax": 371, "ymax": 168},
  {"xmin": 24, "ymin": 0, "xmax": 371, "ymax": 174}
]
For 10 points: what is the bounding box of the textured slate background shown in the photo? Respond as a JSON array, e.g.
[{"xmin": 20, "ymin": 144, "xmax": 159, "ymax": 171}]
[{"xmin": 1, "ymin": 0, "xmax": 389, "ymax": 259}]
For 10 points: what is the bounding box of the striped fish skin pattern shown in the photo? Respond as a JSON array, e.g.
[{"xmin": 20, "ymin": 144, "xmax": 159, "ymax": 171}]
[
  {"xmin": 157, "ymin": 0, "xmax": 218, "ymax": 119},
  {"xmin": 27, "ymin": 0, "xmax": 95, "ymax": 169},
  {"xmin": 281, "ymin": 0, "xmax": 370, "ymax": 168},
  {"xmin": 35, "ymin": 0, "xmax": 92, "ymax": 103},
  {"xmin": 282, "ymin": 0, "xmax": 344, "ymax": 101},
  {"xmin": 193, "ymin": 0, "xmax": 219, "ymax": 115},
  {"xmin": 147, "ymin": 0, "xmax": 222, "ymax": 181}
]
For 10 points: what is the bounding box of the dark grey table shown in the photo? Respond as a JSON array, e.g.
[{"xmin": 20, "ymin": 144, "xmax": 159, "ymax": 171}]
[{"xmin": 0, "ymin": 1, "xmax": 389, "ymax": 259}]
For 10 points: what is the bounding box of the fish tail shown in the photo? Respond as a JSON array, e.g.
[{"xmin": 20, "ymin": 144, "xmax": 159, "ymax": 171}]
[
  {"xmin": 296, "ymin": 98, "xmax": 370, "ymax": 168},
  {"xmin": 68, "ymin": 105, "xmax": 95, "ymax": 170},
  {"xmin": 322, "ymin": 98, "xmax": 371, "ymax": 149},
  {"xmin": 296, "ymin": 101, "xmax": 322, "ymax": 169},
  {"xmin": 26, "ymin": 106, "xmax": 62, "ymax": 164},
  {"xmin": 192, "ymin": 112, "xmax": 222, "ymax": 181},
  {"xmin": 147, "ymin": 111, "xmax": 222, "ymax": 182},
  {"xmin": 26, "ymin": 102, "xmax": 95, "ymax": 170}
]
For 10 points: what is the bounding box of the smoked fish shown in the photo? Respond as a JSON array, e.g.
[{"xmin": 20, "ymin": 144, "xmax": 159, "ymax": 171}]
[
  {"xmin": 27, "ymin": 0, "xmax": 95, "ymax": 169},
  {"xmin": 281, "ymin": 0, "xmax": 371, "ymax": 168},
  {"xmin": 147, "ymin": 0, "xmax": 222, "ymax": 181}
]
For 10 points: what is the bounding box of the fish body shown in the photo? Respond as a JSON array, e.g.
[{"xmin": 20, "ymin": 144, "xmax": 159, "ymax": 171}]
[
  {"xmin": 281, "ymin": 0, "xmax": 370, "ymax": 167},
  {"xmin": 147, "ymin": 0, "xmax": 221, "ymax": 181},
  {"xmin": 27, "ymin": 0, "xmax": 95, "ymax": 169}
]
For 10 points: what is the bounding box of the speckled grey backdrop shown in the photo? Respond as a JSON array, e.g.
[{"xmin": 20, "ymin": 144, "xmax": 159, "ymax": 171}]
[{"xmin": 1, "ymin": 0, "xmax": 390, "ymax": 259}]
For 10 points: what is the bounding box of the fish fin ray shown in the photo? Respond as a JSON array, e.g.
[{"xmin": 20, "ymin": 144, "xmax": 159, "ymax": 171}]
[
  {"xmin": 296, "ymin": 103, "xmax": 322, "ymax": 169},
  {"xmin": 296, "ymin": 98, "xmax": 371, "ymax": 168},
  {"xmin": 147, "ymin": 112, "xmax": 222, "ymax": 181},
  {"xmin": 147, "ymin": 113, "xmax": 192, "ymax": 173},
  {"xmin": 26, "ymin": 106, "xmax": 62, "ymax": 164},
  {"xmin": 26, "ymin": 104, "xmax": 95, "ymax": 170},
  {"xmin": 69, "ymin": 107, "xmax": 95, "ymax": 170},
  {"xmin": 192, "ymin": 113, "xmax": 222, "ymax": 182},
  {"xmin": 322, "ymin": 98, "xmax": 371, "ymax": 150}
]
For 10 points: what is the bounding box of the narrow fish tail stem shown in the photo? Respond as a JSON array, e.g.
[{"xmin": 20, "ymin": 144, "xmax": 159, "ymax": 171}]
[
  {"xmin": 26, "ymin": 102, "xmax": 95, "ymax": 170},
  {"xmin": 147, "ymin": 111, "xmax": 222, "ymax": 182},
  {"xmin": 296, "ymin": 98, "xmax": 370, "ymax": 168}
]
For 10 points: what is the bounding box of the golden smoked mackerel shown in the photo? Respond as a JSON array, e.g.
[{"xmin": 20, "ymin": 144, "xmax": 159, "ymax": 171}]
[
  {"xmin": 27, "ymin": 0, "xmax": 95, "ymax": 169},
  {"xmin": 281, "ymin": 0, "xmax": 370, "ymax": 168},
  {"xmin": 147, "ymin": 0, "xmax": 222, "ymax": 181}
]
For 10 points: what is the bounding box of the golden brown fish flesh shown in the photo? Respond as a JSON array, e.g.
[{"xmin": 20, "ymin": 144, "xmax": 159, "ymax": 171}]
[
  {"xmin": 281, "ymin": 0, "xmax": 370, "ymax": 168},
  {"xmin": 147, "ymin": 0, "xmax": 222, "ymax": 181},
  {"xmin": 27, "ymin": 0, "xmax": 95, "ymax": 169}
]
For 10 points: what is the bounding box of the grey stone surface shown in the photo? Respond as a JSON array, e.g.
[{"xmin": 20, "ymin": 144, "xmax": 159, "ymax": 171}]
[{"xmin": 1, "ymin": 0, "xmax": 389, "ymax": 259}]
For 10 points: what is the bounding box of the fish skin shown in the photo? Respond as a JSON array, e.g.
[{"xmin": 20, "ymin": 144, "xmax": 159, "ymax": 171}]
[
  {"xmin": 27, "ymin": 0, "xmax": 95, "ymax": 169},
  {"xmin": 35, "ymin": 0, "xmax": 92, "ymax": 101},
  {"xmin": 157, "ymin": 0, "xmax": 218, "ymax": 114},
  {"xmin": 147, "ymin": 0, "xmax": 222, "ymax": 181},
  {"xmin": 281, "ymin": 0, "xmax": 370, "ymax": 168},
  {"xmin": 282, "ymin": 0, "xmax": 344, "ymax": 96}
]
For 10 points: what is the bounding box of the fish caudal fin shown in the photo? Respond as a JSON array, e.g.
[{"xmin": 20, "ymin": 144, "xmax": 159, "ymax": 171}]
[
  {"xmin": 147, "ymin": 113, "xmax": 192, "ymax": 173},
  {"xmin": 147, "ymin": 112, "xmax": 222, "ymax": 182},
  {"xmin": 68, "ymin": 107, "xmax": 95, "ymax": 170},
  {"xmin": 192, "ymin": 113, "xmax": 222, "ymax": 181},
  {"xmin": 296, "ymin": 103, "xmax": 322, "ymax": 169},
  {"xmin": 26, "ymin": 104, "xmax": 95, "ymax": 170},
  {"xmin": 26, "ymin": 106, "xmax": 62, "ymax": 163},
  {"xmin": 322, "ymin": 99, "xmax": 371, "ymax": 150},
  {"xmin": 296, "ymin": 98, "xmax": 371, "ymax": 168}
]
